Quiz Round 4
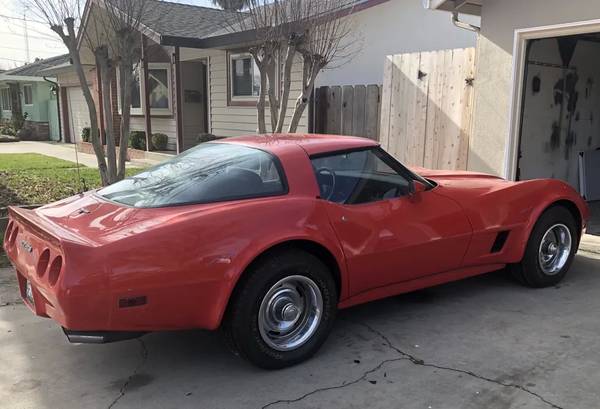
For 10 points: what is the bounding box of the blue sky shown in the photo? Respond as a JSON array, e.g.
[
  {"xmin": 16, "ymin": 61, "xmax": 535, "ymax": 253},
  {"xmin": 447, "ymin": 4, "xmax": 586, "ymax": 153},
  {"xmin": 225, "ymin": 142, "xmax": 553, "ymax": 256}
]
[{"xmin": 0, "ymin": 0, "xmax": 216, "ymax": 70}]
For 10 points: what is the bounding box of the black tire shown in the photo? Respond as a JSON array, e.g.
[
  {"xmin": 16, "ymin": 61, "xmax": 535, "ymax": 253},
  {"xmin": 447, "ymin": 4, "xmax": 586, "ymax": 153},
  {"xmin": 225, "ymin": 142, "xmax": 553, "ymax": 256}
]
[
  {"xmin": 222, "ymin": 248, "xmax": 338, "ymax": 369},
  {"xmin": 510, "ymin": 206, "xmax": 578, "ymax": 288}
]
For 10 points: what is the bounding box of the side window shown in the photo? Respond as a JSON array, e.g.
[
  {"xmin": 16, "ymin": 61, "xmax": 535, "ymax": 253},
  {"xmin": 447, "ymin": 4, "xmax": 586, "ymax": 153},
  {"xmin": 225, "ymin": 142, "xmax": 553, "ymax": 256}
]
[{"xmin": 311, "ymin": 149, "xmax": 411, "ymax": 204}]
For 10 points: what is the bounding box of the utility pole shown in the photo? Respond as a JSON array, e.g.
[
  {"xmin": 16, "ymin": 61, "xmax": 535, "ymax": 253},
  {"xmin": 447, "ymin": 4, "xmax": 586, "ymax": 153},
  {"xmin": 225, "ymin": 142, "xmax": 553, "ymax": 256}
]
[{"xmin": 23, "ymin": 8, "xmax": 30, "ymax": 63}]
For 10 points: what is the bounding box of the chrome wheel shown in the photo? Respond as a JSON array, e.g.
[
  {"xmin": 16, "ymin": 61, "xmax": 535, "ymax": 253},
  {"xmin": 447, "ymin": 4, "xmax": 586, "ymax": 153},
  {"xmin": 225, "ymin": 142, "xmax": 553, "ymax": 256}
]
[
  {"xmin": 258, "ymin": 275, "xmax": 323, "ymax": 352},
  {"xmin": 538, "ymin": 224, "xmax": 572, "ymax": 275}
]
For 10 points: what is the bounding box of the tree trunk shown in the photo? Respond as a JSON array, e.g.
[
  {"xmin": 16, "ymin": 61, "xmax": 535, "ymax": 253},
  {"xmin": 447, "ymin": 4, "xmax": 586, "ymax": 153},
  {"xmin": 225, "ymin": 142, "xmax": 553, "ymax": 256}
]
[
  {"xmin": 95, "ymin": 48, "xmax": 117, "ymax": 183},
  {"xmin": 252, "ymin": 54, "xmax": 268, "ymax": 134},
  {"xmin": 276, "ymin": 45, "xmax": 296, "ymax": 133},
  {"xmin": 256, "ymin": 65, "xmax": 268, "ymax": 134},
  {"xmin": 117, "ymin": 62, "xmax": 133, "ymax": 180},
  {"xmin": 59, "ymin": 20, "xmax": 109, "ymax": 186},
  {"xmin": 265, "ymin": 57, "xmax": 278, "ymax": 133},
  {"xmin": 288, "ymin": 63, "xmax": 320, "ymax": 133}
]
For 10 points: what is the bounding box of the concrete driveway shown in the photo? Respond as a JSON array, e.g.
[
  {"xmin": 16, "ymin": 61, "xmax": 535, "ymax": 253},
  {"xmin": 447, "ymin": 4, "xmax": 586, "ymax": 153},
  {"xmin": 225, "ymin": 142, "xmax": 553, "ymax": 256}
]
[{"xmin": 1, "ymin": 250, "xmax": 600, "ymax": 409}]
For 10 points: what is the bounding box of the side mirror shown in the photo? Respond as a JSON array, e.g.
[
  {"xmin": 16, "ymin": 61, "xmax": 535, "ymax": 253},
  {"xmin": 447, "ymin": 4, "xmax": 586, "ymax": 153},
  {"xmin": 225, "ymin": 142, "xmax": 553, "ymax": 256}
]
[{"xmin": 408, "ymin": 180, "xmax": 428, "ymax": 196}]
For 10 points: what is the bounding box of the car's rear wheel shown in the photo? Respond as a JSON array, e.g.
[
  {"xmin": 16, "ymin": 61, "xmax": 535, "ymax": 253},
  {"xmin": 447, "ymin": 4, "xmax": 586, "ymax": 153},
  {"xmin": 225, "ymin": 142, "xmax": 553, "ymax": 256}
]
[
  {"xmin": 511, "ymin": 206, "xmax": 578, "ymax": 288},
  {"xmin": 223, "ymin": 249, "xmax": 338, "ymax": 369}
]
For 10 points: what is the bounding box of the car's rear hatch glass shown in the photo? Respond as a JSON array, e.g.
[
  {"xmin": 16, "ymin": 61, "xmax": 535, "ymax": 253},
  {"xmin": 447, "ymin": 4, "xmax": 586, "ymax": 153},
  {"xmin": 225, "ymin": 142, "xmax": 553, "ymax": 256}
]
[{"xmin": 98, "ymin": 143, "xmax": 287, "ymax": 208}]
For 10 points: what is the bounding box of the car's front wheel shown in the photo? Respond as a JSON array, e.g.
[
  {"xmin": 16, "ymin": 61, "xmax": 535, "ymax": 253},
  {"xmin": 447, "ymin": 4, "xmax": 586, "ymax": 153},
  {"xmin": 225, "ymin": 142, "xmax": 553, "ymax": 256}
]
[
  {"xmin": 511, "ymin": 206, "xmax": 578, "ymax": 288},
  {"xmin": 223, "ymin": 248, "xmax": 338, "ymax": 369}
]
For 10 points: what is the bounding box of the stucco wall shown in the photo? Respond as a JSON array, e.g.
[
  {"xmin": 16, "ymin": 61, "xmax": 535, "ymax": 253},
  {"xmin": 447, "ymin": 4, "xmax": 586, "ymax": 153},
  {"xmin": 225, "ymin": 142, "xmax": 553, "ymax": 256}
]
[
  {"xmin": 315, "ymin": 0, "xmax": 479, "ymax": 87},
  {"xmin": 469, "ymin": 0, "xmax": 600, "ymax": 176},
  {"xmin": 0, "ymin": 81, "xmax": 54, "ymax": 123},
  {"xmin": 21, "ymin": 82, "xmax": 53, "ymax": 123}
]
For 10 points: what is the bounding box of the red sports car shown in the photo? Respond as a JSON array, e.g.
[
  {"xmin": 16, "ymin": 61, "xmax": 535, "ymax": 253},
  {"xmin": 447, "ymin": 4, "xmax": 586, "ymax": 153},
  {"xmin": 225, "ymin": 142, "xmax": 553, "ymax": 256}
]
[{"xmin": 3, "ymin": 134, "xmax": 589, "ymax": 368}]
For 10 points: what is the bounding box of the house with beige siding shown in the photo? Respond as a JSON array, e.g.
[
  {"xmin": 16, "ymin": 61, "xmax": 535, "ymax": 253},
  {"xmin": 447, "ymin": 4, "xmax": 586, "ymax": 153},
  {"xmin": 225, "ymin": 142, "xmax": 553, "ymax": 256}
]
[{"xmin": 44, "ymin": 0, "xmax": 321, "ymax": 155}]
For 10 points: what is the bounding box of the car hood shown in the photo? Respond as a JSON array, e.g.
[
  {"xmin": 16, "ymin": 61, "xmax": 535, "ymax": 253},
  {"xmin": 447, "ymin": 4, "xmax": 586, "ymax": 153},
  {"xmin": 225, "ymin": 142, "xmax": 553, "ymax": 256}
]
[{"xmin": 409, "ymin": 166, "xmax": 516, "ymax": 204}]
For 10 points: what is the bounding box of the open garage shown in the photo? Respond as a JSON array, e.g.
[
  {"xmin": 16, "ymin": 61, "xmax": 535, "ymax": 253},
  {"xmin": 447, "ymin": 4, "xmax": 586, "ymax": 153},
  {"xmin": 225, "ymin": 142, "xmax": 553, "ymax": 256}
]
[{"xmin": 517, "ymin": 33, "xmax": 600, "ymax": 235}]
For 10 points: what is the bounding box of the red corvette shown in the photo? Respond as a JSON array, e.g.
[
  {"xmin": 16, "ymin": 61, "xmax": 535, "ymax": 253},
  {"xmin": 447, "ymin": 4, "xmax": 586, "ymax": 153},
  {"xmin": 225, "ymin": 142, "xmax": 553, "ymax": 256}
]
[{"xmin": 3, "ymin": 134, "xmax": 589, "ymax": 368}]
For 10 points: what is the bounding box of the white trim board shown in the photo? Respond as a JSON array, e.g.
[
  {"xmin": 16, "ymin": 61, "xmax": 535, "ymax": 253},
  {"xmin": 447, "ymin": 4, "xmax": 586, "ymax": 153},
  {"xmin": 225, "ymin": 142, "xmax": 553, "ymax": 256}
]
[{"xmin": 505, "ymin": 18, "xmax": 600, "ymax": 180}]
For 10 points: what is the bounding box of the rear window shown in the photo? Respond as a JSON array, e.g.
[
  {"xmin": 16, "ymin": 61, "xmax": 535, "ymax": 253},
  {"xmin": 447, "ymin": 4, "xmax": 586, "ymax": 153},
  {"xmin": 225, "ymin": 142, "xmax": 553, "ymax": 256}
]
[{"xmin": 98, "ymin": 143, "xmax": 286, "ymax": 208}]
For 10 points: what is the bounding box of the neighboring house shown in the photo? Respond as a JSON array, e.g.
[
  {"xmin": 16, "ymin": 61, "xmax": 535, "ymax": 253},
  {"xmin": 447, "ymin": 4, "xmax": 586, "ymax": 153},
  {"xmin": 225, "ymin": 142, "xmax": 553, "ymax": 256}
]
[
  {"xmin": 0, "ymin": 55, "xmax": 69, "ymax": 140},
  {"xmin": 316, "ymin": 0, "xmax": 480, "ymax": 87},
  {"xmin": 429, "ymin": 0, "xmax": 600, "ymax": 198},
  {"xmin": 43, "ymin": 0, "xmax": 317, "ymax": 154}
]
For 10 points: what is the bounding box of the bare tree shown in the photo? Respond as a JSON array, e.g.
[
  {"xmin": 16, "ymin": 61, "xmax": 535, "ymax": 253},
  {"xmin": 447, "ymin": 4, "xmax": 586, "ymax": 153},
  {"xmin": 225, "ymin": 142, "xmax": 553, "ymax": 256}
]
[
  {"xmin": 222, "ymin": 0, "xmax": 358, "ymax": 133},
  {"xmin": 91, "ymin": 0, "xmax": 150, "ymax": 181},
  {"xmin": 29, "ymin": 0, "xmax": 152, "ymax": 184},
  {"xmin": 28, "ymin": 0, "xmax": 110, "ymax": 185}
]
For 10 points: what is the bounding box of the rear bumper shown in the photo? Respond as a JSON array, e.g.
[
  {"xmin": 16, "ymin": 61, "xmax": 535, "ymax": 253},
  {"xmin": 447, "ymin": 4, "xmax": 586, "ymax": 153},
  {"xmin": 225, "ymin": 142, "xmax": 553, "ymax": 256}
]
[{"xmin": 62, "ymin": 328, "xmax": 146, "ymax": 344}]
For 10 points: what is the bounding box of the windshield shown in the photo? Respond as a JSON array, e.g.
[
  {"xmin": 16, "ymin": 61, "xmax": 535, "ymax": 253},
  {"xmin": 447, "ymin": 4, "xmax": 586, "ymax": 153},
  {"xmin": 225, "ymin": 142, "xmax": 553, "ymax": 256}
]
[{"xmin": 98, "ymin": 143, "xmax": 286, "ymax": 208}]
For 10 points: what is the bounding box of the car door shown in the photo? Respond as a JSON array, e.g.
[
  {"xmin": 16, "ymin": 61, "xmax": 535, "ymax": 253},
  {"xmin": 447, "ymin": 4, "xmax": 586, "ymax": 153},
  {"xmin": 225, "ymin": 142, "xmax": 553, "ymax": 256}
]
[{"xmin": 311, "ymin": 148, "xmax": 472, "ymax": 297}]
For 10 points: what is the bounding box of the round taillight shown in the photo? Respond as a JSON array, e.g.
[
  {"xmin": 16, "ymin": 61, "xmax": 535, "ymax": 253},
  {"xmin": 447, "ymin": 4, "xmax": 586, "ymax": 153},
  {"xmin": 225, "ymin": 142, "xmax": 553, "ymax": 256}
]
[
  {"xmin": 37, "ymin": 249, "xmax": 50, "ymax": 277},
  {"xmin": 8, "ymin": 225, "xmax": 19, "ymax": 248},
  {"xmin": 4, "ymin": 221, "xmax": 13, "ymax": 244},
  {"xmin": 48, "ymin": 256, "xmax": 63, "ymax": 286}
]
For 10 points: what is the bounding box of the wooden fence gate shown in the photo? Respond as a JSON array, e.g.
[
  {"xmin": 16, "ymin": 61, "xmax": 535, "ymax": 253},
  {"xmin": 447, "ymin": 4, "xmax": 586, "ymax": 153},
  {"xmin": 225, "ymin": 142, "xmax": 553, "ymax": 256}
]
[
  {"xmin": 312, "ymin": 84, "xmax": 382, "ymax": 140},
  {"xmin": 379, "ymin": 48, "xmax": 476, "ymax": 170}
]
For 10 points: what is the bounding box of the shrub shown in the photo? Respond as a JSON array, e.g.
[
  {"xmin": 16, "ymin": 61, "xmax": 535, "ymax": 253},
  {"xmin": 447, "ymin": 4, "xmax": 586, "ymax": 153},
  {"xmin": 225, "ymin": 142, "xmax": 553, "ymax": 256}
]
[
  {"xmin": 129, "ymin": 131, "xmax": 146, "ymax": 150},
  {"xmin": 81, "ymin": 127, "xmax": 91, "ymax": 143},
  {"xmin": 12, "ymin": 112, "xmax": 28, "ymax": 132},
  {"xmin": 197, "ymin": 133, "xmax": 222, "ymax": 144},
  {"xmin": 151, "ymin": 133, "xmax": 168, "ymax": 151},
  {"xmin": 1, "ymin": 126, "xmax": 16, "ymax": 136}
]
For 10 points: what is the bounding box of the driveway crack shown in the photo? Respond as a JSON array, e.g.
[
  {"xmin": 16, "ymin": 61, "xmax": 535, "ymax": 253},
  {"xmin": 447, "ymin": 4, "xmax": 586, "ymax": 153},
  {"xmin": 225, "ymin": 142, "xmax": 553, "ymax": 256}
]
[
  {"xmin": 352, "ymin": 320, "xmax": 564, "ymax": 409},
  {"xmin": 261, "ymin": 356, "xmax": 409, "ymax": 409},
  {"xmin": 260, "ymin": 320, "xmax": 564, "ymax": 409},
  {"xmin": 107, "ymin": 338, "xmax": 148, "ymax": 409}
]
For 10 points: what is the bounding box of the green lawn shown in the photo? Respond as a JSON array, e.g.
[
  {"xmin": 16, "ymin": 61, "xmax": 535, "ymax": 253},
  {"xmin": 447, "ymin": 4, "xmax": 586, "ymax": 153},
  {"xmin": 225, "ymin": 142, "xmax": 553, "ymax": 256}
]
[{"xmin": 0, "ymin": 153, "xmax": 142, "ymax": 208}]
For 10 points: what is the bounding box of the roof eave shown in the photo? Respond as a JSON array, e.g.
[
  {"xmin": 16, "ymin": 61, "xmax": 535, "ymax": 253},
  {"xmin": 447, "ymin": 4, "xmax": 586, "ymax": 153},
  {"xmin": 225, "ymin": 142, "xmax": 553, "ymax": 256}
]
[
  {"xmin": 427, "ymin": 0, "xmax": 482, "ymax": 16},
  {"xmin": 160, "ymin": 29, "xmax": 259, "ymax": 49},
  {"xmin": 0, "ymin": 75, "xmax": 55, "ymax": 82}
]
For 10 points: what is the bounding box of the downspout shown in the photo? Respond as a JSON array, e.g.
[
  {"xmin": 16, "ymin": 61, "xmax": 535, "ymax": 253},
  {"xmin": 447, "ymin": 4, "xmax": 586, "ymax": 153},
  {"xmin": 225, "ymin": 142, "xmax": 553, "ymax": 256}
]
[
  {"xmin": 452, "ymin": 10, "xmax": 480, "ymax": 32},
  {"xmin": 43, "ymin": 76, "xmax": 62, "ymax": 142}
]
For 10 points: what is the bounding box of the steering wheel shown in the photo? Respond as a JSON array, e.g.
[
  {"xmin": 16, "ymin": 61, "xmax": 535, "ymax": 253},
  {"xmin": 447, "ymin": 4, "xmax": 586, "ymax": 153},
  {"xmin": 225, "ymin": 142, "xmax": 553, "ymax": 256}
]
[{"xmin": 316, "ymin": 167, "xmax": 336, "ymax": 201}]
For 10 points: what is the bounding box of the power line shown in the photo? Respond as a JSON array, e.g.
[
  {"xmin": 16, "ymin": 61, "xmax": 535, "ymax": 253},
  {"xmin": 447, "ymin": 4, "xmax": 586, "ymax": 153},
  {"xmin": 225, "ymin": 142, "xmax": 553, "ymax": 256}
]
[
  {"xmin": 0, "ymin": 44, "xmax": 65, "ymax": 53},
  {"xmin": 0, "ymin": 14, "xmax": 49, "ymax": 25},
  {"xmin": 0, "ymin": 30, "xmax": 61, "ymax": 42},
  {"xmin": 0, "ymin": 57, "xmax": 29, "ymax": 63},
  {"xmin": 0, "ymin": 18, "xmax": 62, "ymax": 41}
]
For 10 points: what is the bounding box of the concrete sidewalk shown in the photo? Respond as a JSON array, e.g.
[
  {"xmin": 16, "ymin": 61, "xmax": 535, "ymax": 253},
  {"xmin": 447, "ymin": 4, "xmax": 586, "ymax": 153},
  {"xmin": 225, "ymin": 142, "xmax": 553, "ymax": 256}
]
[{"xmin": 0, "ymin": 141, "xmax": 166, "ymax": 168}]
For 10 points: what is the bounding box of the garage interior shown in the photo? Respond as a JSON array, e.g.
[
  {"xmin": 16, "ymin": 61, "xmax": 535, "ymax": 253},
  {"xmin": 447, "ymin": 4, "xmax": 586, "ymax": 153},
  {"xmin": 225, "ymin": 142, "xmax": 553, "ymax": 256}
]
[{"xmin": 518, "ymin": 33, "xmax": 600, "ymax": 235}]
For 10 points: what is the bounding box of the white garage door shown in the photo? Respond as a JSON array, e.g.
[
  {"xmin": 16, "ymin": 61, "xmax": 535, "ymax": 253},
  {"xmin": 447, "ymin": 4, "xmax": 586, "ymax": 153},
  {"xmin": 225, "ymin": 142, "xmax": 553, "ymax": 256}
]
[{"xmin": 67, "ymin": 87, "xmax": 91, "ymax": 143}]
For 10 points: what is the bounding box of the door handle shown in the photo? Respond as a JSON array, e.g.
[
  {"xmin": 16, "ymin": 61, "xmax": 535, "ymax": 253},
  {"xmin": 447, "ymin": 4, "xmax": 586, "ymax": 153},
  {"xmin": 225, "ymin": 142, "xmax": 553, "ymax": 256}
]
[{"xmin": 341, "ymin": 216, "xmax": 348, "ymax": 222}]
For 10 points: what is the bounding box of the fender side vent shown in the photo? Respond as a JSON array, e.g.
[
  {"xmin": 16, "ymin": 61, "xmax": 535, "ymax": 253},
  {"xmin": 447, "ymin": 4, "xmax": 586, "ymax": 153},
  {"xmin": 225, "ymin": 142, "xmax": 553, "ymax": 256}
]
[{"xmin": 491, "ymin": 231, "xmax": 510, "ymax": 253}]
